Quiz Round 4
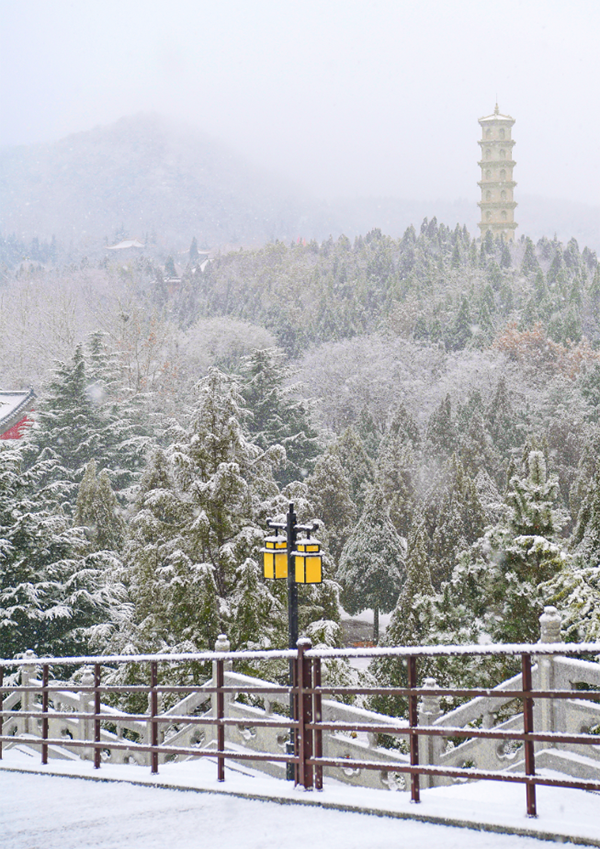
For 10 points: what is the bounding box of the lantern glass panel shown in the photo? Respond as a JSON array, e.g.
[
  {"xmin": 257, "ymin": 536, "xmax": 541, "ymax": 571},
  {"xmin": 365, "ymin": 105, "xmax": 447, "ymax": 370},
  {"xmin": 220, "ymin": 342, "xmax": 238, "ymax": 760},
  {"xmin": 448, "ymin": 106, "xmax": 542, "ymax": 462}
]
[{"xmin": 263, "ymin": 536, "xmax": 288, "ymax": 579}]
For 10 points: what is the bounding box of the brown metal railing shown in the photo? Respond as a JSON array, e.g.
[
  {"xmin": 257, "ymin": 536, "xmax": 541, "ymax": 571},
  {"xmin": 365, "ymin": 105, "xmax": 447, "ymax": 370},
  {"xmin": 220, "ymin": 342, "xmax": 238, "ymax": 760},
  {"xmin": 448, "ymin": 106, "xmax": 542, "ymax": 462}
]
[{"xmin": 1, "ymin": 640, "xmax": 600, "ymax": 819}]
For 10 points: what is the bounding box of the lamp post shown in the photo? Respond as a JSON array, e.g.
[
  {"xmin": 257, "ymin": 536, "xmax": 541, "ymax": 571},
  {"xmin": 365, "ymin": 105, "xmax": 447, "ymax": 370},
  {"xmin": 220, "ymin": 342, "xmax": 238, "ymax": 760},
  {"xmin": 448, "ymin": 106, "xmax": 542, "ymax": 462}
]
[{"xmin": 262, "ymin": 501, "xmax": 322, "ymax": 780}]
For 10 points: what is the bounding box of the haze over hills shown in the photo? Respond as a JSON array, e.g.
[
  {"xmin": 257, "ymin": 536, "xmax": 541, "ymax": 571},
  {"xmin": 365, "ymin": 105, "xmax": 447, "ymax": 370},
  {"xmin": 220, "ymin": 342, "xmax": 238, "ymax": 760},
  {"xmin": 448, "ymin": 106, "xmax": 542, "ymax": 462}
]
[{"xmin": 1, "ymin": 113, "xmax": 600, "ymax": 257}]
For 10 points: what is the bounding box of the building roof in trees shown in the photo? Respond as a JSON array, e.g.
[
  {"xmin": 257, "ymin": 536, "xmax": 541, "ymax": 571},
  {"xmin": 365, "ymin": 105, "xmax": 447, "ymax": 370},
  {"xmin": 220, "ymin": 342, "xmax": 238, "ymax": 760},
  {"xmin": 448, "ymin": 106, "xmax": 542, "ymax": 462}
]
[
  {"xmin": 106, "ymin": 239, "xmax": 145, "ymax": 250},
  {"xmin": 0, "ymin": 389, "xmax": 35, "ymax": 439}
]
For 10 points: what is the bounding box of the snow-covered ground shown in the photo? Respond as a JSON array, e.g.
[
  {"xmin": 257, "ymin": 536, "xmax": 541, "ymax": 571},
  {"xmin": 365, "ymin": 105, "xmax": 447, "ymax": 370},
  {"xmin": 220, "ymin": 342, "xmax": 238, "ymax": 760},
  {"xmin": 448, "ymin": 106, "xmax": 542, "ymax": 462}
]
[{"xmin": 1, "ymin": 747, "xmax": 599, "ymax": 847}]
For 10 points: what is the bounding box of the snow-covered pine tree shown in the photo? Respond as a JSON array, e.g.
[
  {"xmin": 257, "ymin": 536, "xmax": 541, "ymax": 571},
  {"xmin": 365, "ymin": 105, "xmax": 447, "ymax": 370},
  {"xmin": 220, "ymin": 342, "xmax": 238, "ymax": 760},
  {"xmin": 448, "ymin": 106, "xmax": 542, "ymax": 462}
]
[
  {"xmin": 447, "ymin": 451, "xmax": 567, "ymax": 647},
  {"xmin": 169, "ymin": 368, "xmax": 282, "ymax": 599},
  {"xmin": 337, "ymin": 483, "xmax": 406, "ymax": 643},
  {"xmin": 229, "ymin": 557, "xmax": 284, "ymax": 651},
  {"xmin": 0, "ymin": 443, "xmax": 127, "ymax": 658},
  {"xmin": 370, "ymin": 523, "xmax": 435, "ymax": 716},
  {"xmin": 305, "ymin": 448, "xmax": 357, "ymax": 563},
  {"xmin": 425, "ymin": 394, "xmax": 456, "ymax": 461},
  {"xmin": 427, "ymin": 455, "xmax": 486, "ymax": 586},
  {"xmin": 85, "ymin": 331, "xmax": 155, "ymax": 499},
  {"xmin": 22, "ymin": 344, "xmax": 103, "ymax": 508},
  {"xmin": 124, "ymin": 447, "xmax": 226, "ymax": 653},
  {"xmin": 375, "ymin": 408, "xmax": 419, "ymax": 538},
  {"xmin": 75, "ymin": 460, "xmax": 125, "ymax": 552},
  {"xmin": 239, "ymin": 347, "xmax": 320, "ymax": 486},
  {"xmin": 334, "ymin": 426, "xmax": 374, "ymax": 512}
]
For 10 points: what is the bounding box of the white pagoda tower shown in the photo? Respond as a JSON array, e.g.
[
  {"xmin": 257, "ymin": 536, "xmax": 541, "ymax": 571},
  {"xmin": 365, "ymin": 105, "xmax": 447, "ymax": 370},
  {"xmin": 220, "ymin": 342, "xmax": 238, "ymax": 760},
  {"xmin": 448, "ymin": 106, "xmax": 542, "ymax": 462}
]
[{"xmin": 477, "ymin": 104, "xmax": 517, "ymax": 241}]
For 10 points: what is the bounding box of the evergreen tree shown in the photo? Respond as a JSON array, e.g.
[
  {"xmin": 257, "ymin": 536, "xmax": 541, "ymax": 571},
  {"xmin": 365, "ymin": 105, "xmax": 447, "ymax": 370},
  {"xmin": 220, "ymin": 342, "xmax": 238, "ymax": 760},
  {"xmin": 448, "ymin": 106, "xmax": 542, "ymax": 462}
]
[
  {"xmin": 0, "ymin": 444, "xmax": 126, "ymax": 658},
  {"xmin": 375, "ymin": 419, "xmax": 418, "ymax": 539},
  {"xmin": 75, "ymin": 461, "xmax": 125, "ymax": 552},
  {"xmin": 169, "ymin": 368, "xmax": 282, "ymax": 597},
  {"xmin": 22, "ymin": 345, "xmax": 103, "ymax": 507},
  {"xmin": 338, "ymin": 484, "xmax": 406, "ymax": 642},
  {"xmin": 428, "ymin": 456, "xmax": 486, "ymax": 586},
  {"xmin": 425, "ymin": 394, "xmax": 456, "ymax": 461},
  {"xmin": 446, "ymin": 451, "xmax": 567, "ymax": 647},
  {"xmin": 334, "ymin": 426, "xmax": 374, "ymax": 512},
  {"xmin": 306, "ymin": 448, "xmax": 357, "ymax": 563},
  {"xmin": 229, "ymin": 557, "xmax": 284, "ymax": 650},
  {"xmin": 370, "ymin": 524, "xmax": 435, "ymax": 716},
  {"xmin": 240, "ymin": 347, "xmax": 320, "ymax": 486}
]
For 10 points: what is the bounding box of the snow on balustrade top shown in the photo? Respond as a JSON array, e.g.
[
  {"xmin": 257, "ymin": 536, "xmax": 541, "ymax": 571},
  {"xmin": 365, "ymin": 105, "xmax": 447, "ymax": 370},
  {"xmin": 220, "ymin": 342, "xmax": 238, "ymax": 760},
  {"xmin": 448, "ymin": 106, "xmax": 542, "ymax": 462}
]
[{"xmin": 4, "ymin": 641, "xmax": 600, "ymax": 667}]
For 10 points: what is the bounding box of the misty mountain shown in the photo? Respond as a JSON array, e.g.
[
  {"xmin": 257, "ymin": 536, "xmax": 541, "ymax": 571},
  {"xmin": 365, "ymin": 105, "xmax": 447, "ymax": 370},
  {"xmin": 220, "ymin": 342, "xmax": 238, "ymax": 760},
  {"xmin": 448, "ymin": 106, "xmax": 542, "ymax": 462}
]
[
  {"xmin": 0, "ymin": 114, "xmax": 317, "ymax": 252},
  {"xmin": 1, "ymin": 113, "xmax": 600, "ymax": 257}
]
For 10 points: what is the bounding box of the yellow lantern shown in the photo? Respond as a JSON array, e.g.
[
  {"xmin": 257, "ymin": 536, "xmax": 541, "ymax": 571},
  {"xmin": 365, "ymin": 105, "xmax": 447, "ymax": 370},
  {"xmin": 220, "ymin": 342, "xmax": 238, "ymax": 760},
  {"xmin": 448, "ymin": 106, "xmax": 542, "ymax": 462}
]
[
  {"xmin": 262, "ymin": 535, "xmax": 288, "ymax": 579},
  {"xmin": 294, "ymin": 538, "xmax": 322, "ymax": 584}
]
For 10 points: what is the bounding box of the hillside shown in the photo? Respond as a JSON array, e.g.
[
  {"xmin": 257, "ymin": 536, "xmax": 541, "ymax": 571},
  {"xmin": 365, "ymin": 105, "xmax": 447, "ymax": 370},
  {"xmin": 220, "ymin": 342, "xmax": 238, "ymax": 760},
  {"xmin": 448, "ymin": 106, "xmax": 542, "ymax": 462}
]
[{"xmin": 0, "ymin": 114, "xmax": 315, "ymax": 252}]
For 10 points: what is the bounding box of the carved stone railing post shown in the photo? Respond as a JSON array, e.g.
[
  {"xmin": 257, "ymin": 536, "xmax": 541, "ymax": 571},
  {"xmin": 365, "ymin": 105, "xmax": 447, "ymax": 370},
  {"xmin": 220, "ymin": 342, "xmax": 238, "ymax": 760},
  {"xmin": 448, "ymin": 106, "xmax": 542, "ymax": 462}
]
[
  {"xmin": 80, "ymin": 667, "xmax": 95, "ymax": 760},
  {"xmin": 20, "ymin": 650, "xmax": 38, "ymax": 735},
  {"xmin": 418, "ymin": 677, "xmax": 442, "ymax": 788},
  {"xmin": 538, "ymin": 606, "xmax": 562, "ymax": 746}
]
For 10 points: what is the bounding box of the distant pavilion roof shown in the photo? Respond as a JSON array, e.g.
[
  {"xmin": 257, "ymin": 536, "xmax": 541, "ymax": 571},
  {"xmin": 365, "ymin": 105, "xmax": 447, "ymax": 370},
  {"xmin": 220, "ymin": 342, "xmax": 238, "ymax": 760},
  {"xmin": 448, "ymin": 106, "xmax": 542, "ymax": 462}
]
[{"xmin": 0, "ymin": 389, "xmax": 35, "ymax": 440}]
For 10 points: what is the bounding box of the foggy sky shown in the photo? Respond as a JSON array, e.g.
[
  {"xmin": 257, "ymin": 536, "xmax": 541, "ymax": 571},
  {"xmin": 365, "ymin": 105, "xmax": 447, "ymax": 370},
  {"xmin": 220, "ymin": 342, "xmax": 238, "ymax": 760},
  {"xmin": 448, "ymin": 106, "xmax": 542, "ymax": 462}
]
[{"xmin": 1, "ymin": 0, "xmax": 599, "ymax": 206}]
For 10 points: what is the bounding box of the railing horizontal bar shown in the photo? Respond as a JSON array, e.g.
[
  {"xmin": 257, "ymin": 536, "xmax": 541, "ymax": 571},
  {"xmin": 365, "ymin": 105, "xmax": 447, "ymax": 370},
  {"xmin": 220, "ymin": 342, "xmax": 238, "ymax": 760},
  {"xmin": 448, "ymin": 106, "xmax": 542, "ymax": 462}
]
[
  {"xmin": 4, "ymin": 642, "xmax": 600, "ymax": 669},
  {"xmin": 306, "ymin": 721, "xmax": 600, "ymax": 745},
  {"xmin": 310, "ymin": 686, "xmax": 600, "ymax": 701},
  {"xmin": 305, "ymin": 642, "xmax": 600, "ymax": 659},
  {"xmin": 0, "ymin": 650, "xmax": 298, "ymax": 668},
  {"xmin": 309, "ymin": 757, "xmax": 600, "ymax": 790}
]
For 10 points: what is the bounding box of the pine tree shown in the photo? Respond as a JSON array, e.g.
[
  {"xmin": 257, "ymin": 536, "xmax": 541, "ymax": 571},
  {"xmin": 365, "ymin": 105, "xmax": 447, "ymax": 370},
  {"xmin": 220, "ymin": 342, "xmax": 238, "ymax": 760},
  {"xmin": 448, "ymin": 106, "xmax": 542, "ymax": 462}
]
[
  {"xmin": 334, "ymin": 426, "xmax": 374, "ymax": 512},
  {"xmin": 0, "ymin": 444, "xmax": 126, "ymax": 658},
  {"xmin": 375, "ymin": 417, "xmax": 418, "ymax": 538},
  {"xmin": 169, "ymin": 368, "xmax": 281, "ymax": 597},
  {"xmin": 370, "ymin": 524, "xmax": 435, "ymax": 716},
  {"xmin": 240, "ymin": 347, "xmax": 320, "ymax": 486},
  {"xmin": 306, "ymin": 448, "xmax": 357, "ymax": 563},
  {"xmin": 229, "ymin": 557, "xmax": 284, "ymax": 650},
  {"xmin": 428, "ymin": 456, "xmax": 486, "ymax": 586},
  {"xmin": 75, "ymin": 461, "xmax": 125, "ymax": 552},
  {"xmin": 425, "ymin": 394, "xmax": 456, "ymax": 461},
  {"xmin": 338, "ymin": 484, "xmax": 406, "ymax": 642},
  {"xmin": 445, "ymin": 451, "xmax": 567, "ymax": 647},
  {"xmin": 22, "ymin": 345, "xmax": 103, "ymax": 507}
]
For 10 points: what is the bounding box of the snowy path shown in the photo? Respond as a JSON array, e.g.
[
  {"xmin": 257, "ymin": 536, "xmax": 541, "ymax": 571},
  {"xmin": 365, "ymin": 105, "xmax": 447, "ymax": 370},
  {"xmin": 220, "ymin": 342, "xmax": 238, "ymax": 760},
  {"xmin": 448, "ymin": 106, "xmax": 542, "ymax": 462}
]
[{"xmin": 0, "ymin": 769, "xmax": 591, "ymax": 849}]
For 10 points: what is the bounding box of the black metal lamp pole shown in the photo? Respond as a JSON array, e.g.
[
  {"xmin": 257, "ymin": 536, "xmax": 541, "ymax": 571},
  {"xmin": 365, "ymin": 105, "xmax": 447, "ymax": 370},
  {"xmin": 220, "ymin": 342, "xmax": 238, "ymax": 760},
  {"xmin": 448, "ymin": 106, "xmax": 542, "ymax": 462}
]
[
  {"xmin": 265, "ymin": 501, "xmax": 320, "ymax": 781},
  {"xmin": 286, "ymin": 502, "xmax": 298, "ymax": 780}
]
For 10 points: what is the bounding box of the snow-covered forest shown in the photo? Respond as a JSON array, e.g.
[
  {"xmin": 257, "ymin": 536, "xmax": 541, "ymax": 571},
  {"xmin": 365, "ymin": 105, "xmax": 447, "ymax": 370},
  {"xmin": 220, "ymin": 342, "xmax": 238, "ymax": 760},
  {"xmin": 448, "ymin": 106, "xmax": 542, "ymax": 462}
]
[{"xmin": 1, "ymin": 221, "xmax": 600, "ymax": 707}]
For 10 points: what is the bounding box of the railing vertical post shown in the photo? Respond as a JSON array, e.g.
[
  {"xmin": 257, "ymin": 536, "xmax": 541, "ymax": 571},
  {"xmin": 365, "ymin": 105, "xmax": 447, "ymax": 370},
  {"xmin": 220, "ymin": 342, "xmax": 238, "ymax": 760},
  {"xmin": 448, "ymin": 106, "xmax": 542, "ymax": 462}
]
[
  {"xmin": 94, "ymin": 663, "xmax": 101, "ymax": 769},
  {"xmin": 149, "ymin": 661, "xmax": 158, "ymax": 775},
  {"xmin": 407, "ymin": 654, "xmax": 420, "ymax": 803},
  {"xmin": 41, "ymin": 664, "xmax": 49, "ymax": 765},
  {"xmin": 522, "ymin": 653, "xmax": 537, "ymax": 818},
  {"xmin": 296, "ymin": 638, "xmax": 313, "ymax": 790},
  {"xmin": 216, "ymin": 656, "xmax": 225, "ymax": 782},
  {"xmin": 0, "ymin": 665, "xmax": 4, "ymax": 761},
  {"xmin": 313, "ymin": 655, "xmax": 323, "ymax": 791}
]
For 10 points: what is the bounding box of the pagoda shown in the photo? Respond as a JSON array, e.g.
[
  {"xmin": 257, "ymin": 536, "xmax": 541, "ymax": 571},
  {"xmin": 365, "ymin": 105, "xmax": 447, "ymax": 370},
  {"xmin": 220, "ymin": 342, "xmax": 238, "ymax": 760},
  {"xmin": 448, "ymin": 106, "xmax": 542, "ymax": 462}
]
[{"xmin": 477, "ymin": 104, "xmax": 517, "ymax": 241}]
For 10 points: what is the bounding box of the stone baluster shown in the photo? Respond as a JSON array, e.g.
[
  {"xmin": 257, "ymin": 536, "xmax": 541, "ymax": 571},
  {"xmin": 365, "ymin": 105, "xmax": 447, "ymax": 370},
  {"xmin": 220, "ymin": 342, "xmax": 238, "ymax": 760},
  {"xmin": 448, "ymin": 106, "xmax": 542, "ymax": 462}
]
[
  {"xmin": 20, "ymin": 650, "xmax": 38, "ymax": 735},
  {"xmin": 418, "ymin": 677, "xmax": 442, "ymax": 788},
  {"xmin": 538, "ymin": 606, "xmax": 562, "ymax": 746},
  {"xmin": 80, "ymin": 667, "xmax": 95, "ymax": 760}
]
